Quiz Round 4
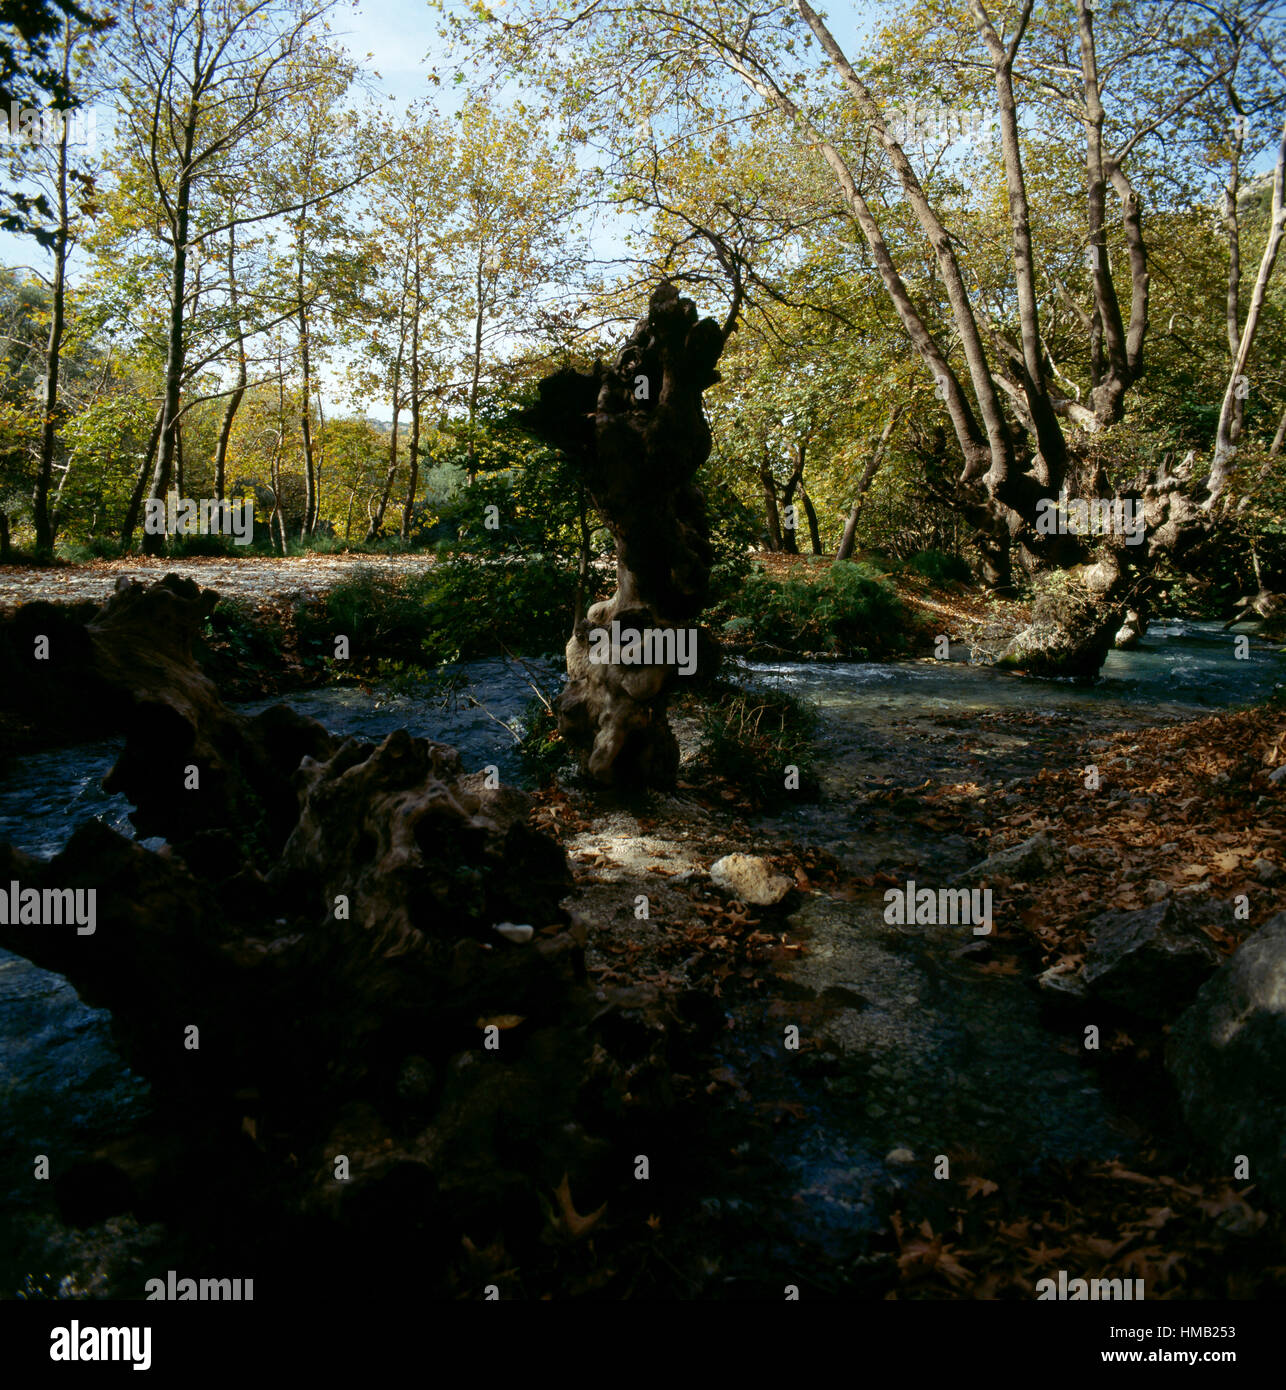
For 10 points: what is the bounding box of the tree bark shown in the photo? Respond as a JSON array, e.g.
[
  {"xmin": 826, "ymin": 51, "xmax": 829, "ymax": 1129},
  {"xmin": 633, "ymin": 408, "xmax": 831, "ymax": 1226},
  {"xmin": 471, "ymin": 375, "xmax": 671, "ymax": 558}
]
[
  {"xmin": 468, "ymin": 247, "xmax": 488, "ymax": 481},
  {"xmin": 798, "ymin": 480, "xmax": 822, "ymax": 555},
  {"xmin": 759, "ymin": 459, "xmax": 782, "ymax": 549},
  {"xmin": 401, "ymin": 246, "xmax": 422, "ymax": 540},
  {"xmin": 522, "ymin": 283, "xmax": 723, "ymax": 788},
  {"xmin": 1207, "ymin": 113, "xmax": 1286, "ymax": 505},
  {"xmin": 33, "ymin": 31, "xmax": 74, "ymax": 557},
  {"xmin": 1269, "ymin": 404, "xmax": 1286, "ymax": 459},
  {"xmin": 366, "ymin": 253, "xmax": 410, "ymax": 540},
  {"xmin": 837, "ymin": 404, "xmax": 901, "ymax": 561},
  {"xmin": 297, "ymin": 203, "xmax": 317, "ymax": 540},
  {"xmin": 142, "ymin": 103, "xmax": 197, "ymax": 558},
  {"xmin": 120, "ymin": 408, "xmax": 165, "ymax": 552},
  {"xmin": 214, "ymin": 223, "xmax": 247, "ymax": 503}
]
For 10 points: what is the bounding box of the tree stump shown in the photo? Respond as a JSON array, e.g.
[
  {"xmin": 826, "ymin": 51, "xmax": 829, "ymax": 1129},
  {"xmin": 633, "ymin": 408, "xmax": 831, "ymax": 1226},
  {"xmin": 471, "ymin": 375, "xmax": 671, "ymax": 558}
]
[{"xmin": 524, "ymin": 283, "xmax": 724, "ymax": 788}]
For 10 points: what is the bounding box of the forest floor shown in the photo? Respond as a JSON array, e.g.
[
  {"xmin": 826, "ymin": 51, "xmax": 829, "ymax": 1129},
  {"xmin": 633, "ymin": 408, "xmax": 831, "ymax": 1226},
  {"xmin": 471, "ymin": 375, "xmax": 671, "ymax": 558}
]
[
  {"xmin": 521, "ymin": 692, "xmax": 1286, "ymax": 1298},
  {"xmin": 0, "ymin": 551, "xmax": 438, "ymax": 609}
]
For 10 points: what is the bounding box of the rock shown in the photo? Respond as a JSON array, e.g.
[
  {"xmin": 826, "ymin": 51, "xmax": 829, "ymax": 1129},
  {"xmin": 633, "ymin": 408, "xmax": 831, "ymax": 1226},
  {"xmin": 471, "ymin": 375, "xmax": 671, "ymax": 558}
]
[
  {"xmin": 1253, "ymin": 857, "xmax": 1281, "ymax": 884},
  {"xmin": 709, "ymin": 853, "xmax": 793, "ymax": 905},
  {"xmin": 1036, "ymin": 965, "xmax": 1089, "ymax": 1003},
  {"xmin": 1114, "ymin": 605, "xmax": 1148, "ymax": 650},
  {"xmin": 0, "ymin": 578, "xmax": 724, "ymax": 1298},
  {"xmin": 960, "ymin": 830, "xmax": 1062, "ymax": 883},
  {"xmin": 1168, "ymin": 912, "xmax": 1286, "ymax": 1205},
  {"xmin": 885, "ymin": 1148, "xmax": 916, "ymax": 1166},
  {"xmin": 1268, "ymin": 765, "xmax": 1286, "ymax": 785},
  {"xmin": 1143, "ymin": 879, "xmax": 1171, "ymax": 903},
  {"xmin": 1080, "ymin": 898, "xmax": 1223, "ymax": 1020},
  {"xmin": 996, "ymin": 578, "xmax": 1122, "ymax": 678}
]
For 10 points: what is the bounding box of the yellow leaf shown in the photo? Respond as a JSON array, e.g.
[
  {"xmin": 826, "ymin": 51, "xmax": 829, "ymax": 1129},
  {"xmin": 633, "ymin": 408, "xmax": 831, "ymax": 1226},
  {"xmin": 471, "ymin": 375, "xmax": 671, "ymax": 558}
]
[{"xmin": 553, "ymin": 1172, "xmax": 605, "ymax": 1239}]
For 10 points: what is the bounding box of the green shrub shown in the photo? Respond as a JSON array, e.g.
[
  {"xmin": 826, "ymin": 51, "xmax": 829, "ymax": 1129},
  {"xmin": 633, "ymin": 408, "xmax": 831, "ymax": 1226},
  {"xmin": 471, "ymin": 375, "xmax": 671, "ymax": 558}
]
[
  {"xmin": 514, "ymin": 694, "xmax": 569, "ymax": 785},
  {"xmin": 165, "ymin": 531, "xmax": 238, "ymax": 557},
  {"xmin": 905, "ymin": 548, "xmax": 972, "ymax": 585},
  {"xmin": 308, "ymin": 556, "xmax": 598, "ymax": 671},
  {"xmin": 53, "ymin": 540, "xmax": 94, "ymax": 562},
  {"xmin": 710, "ymin": 560, "xmax": 904, "ymax": 657},
  {"xmin": 692, "ymin": 680, "xmax": 821, "ymax": 806}
]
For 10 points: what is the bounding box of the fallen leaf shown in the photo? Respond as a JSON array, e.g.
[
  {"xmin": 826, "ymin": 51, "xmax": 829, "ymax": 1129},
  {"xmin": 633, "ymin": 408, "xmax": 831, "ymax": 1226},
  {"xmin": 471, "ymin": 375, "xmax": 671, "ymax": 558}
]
[
  {"xmin": 476, "ymin": 1014, "xmax": 525, "ymax": 1030},
  {"xmin": 553, "ymin": 1172, "xmax": 606, "ymax": 1239}
]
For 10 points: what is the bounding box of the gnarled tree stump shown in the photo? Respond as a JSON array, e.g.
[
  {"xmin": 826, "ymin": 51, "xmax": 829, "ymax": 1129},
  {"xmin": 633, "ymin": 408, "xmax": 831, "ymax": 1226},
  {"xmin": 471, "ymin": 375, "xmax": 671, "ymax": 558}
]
[{"xmin": 525, "ymin": 283, "xmax": 725, "ymax": 788}]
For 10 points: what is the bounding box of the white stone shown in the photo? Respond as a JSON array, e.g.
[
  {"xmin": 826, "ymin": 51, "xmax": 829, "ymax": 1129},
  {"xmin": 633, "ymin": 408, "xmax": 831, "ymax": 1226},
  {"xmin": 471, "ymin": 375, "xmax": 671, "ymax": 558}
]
[{"xmin": 709, "ymin": 853, "xmax": 793, "ymax": 905}]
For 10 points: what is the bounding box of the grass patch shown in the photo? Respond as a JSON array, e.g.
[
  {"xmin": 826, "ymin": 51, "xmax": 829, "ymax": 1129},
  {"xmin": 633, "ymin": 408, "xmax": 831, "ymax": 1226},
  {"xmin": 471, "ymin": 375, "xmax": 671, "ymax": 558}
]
[
  {"xmin": 513, "ymin": 694, "xmax": 570, "ymax": 785},
  {"xmin": 686, "ymin": 678, "xmax": 821, "ymax": 807}
]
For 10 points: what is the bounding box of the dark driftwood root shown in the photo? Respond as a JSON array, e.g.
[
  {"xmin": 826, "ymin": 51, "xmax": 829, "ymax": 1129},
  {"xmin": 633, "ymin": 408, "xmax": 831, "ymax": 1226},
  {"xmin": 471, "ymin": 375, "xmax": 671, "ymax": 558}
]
[
  {"xmin": 0, "ymin": 574, "xmax": 718, "ymax": 1292},
  {"xmin": 524, "ymin": 282, "xmax": 725, "ymax": 788}
]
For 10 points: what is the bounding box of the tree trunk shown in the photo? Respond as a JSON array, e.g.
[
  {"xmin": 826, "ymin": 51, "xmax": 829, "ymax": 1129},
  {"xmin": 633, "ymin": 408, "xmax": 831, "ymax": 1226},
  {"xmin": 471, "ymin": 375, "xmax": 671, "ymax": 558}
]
[
  {"xmin": 522, "ymin": 282, "xmax": 723, "ymax": 788},
  {"xmin": 977, "ymin": 531, "xmax": 1014, "ymax": 596},
  {"xmin": 214, "ymin": 224, "xmax": 247, "ymax": 502},
  {"xmin": 573, "ymin": 479, "xmax": 591, "ymax": 627},
  {"xmin": 366, "ymin": 255, "xmax": 409, "ymax": 540},
  {"xmin": 33, "ymin": 48, "xmax": 72, "ymax": 558},
  {"xmin": 367, "ymin": 402, "xmax": 401, "ymax": 541},
  {"xmin": 401, "ymin": 249, "xmax": 422, "ymax": 540},
  {"xmin": 314, "ymin": 388, "xmax": 326, "ymax": 528},
  {"xmin": 468, "ymin": 248, "xmax": 486, "ymax": 481},
  {"xmin": 798, "ymin": 481, "xmax": 822, "ymax": 555},
  {"xmin": 143, "ymin": 110, "xmax": 196, "ymax": 557},
  {"xmin": 1269, "ymin": 405, "xmax": 1286, "ymax": 460},
  {"xmin": 1223, "ymin": 107, "xmax": 1246, "ymax": 448},
  {"xmin": 0, "ymin": 511, "xmax": 9, "ymax": 562},
  {"xmin": 778, "ymin": 442, "xmax": 808, "ymax": 555},
  {"xmin": 1207, "ymin": 113, "xmax": 1286, "ymax": 504},
  {"xmin": 837, "ymin": 403, "xmax": 901, "ymax": 561},
  {"xmin": 120, "ymin": 408, "xmax": 165, "ymax": 551},
  {"xmin": 759, "ymin": 461, "xmax": 782, "ymax": 550},
  {"xmin": 297, "ymin": 207, "xmax": 317, "ymax": 540}
]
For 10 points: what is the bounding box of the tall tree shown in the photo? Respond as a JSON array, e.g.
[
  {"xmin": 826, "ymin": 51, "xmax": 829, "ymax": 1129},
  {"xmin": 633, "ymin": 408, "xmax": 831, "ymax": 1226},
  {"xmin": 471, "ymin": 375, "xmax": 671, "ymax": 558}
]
[{"xmin": 106, "ymin": 0, "xmax": 354, "ymax": 554}]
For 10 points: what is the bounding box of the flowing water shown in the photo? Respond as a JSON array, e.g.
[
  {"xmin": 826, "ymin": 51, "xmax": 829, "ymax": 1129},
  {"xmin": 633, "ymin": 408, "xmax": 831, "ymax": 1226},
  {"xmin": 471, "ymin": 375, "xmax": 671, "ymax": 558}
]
[{"xmin": 1, "ymin": 621, "xmax": 1281, "ymax": 1291}]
